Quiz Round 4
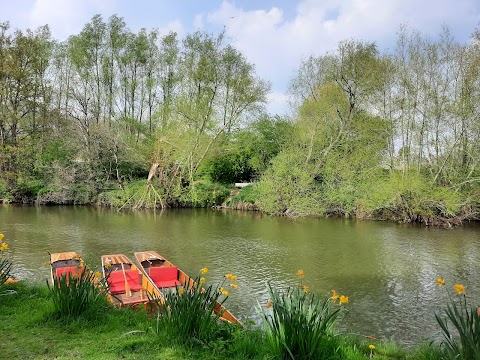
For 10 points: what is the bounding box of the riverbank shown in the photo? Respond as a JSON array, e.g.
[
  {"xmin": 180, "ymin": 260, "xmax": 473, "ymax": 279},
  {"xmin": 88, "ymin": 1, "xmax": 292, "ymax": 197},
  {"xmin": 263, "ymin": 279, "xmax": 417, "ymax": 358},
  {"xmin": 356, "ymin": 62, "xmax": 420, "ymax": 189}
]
[
  {"xmin": 1, "ymin": 178, "xmax": 479, "ymax": 228},
  {"xmin": 0, "ymin": 283, "xmax": 442, "ymax": 360}
]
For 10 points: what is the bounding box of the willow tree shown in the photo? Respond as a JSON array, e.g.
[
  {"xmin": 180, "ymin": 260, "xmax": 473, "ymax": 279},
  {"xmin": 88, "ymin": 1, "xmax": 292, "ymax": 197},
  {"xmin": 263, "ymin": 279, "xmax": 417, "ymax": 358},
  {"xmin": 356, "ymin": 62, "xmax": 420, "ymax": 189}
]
[
  {"xmin": 145, "ymin": 31, "xmax": 269, "ymax": 206},
  {"xmin": 260, "ymin": 40, "xmax": 390, "ymax": 215}
]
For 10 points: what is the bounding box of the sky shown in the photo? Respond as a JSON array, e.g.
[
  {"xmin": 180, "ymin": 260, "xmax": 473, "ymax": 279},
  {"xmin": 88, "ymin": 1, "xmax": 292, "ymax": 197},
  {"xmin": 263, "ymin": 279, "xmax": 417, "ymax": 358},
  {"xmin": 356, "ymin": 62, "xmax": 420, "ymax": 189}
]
[{"xmin": 1, "ymin": 0, "xmax": 479, "ymax": 115}]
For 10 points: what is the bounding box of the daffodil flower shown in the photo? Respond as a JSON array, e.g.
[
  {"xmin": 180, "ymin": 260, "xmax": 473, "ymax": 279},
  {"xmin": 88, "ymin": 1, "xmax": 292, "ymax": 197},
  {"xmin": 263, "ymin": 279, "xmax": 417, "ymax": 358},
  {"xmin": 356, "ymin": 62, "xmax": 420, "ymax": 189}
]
[{"xmin": 454, "ymin": 283, "xmax": 465, "ymax": 295}]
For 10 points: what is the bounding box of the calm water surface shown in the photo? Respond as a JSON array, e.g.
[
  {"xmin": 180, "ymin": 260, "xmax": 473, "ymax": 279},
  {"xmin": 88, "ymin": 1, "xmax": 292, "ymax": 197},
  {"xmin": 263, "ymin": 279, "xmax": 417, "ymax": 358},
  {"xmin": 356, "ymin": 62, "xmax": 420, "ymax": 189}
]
[{"xmin": 1, "ymin": 205, "xmax": 479, "ymax": 346}]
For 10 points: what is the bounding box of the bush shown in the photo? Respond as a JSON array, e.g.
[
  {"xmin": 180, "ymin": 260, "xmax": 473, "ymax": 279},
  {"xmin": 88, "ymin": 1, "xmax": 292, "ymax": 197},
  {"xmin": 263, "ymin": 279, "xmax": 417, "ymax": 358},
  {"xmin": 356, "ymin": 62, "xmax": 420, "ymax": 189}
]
[
  {"xmin": 180, "ymin": 182, "xmax": 230, "ymax": 208},
  {"xmin": 201, "ymin": 152, "xmax": 253, "ymax": 184}
]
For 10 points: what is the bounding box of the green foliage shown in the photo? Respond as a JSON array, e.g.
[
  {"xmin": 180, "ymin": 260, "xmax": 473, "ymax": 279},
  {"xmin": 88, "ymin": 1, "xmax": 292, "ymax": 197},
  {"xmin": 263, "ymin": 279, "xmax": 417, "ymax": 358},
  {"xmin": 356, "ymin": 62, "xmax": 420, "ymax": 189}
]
[
  {"xmin": 151, "ymin": 274, "xmax": 230, "ymax": 344},
  {"xmin": 226, "ymin": 184, "xmax": 260, "ymax": 209},
  {"xmin": 201, "ymin": 152, "xmax": 253, "ymax": 184},
  {"xmin": 97, "ymin": 180, "xmax": 149, "ymax": 207},
  {"xmin": 0, "ymin": 234, "xmax": 14, "ymax": 295},
  {"xmin": 0, "ymin": 258, "xmax": 12, "ymax": 289},
  {"xmin": 356, "ymin": 172, "xmax": 464, "ymax": 223},
  {"xmin": 47, "ymin": 266, "xmax": 109, "ymax": 321},
  {"xmin": 435, "ymin": 288, "xmax": 480, "ymax": 359},
  {"xmin": 180, "ymin": 182, "xmax": 230, "ymax": 208},
  {"xmin": 259, "ymin": 282, "xmax": 344, "ymax": 359},
  {"xmin": 258, "ymin": 151, "xmax": 323, "ymax": 215}
]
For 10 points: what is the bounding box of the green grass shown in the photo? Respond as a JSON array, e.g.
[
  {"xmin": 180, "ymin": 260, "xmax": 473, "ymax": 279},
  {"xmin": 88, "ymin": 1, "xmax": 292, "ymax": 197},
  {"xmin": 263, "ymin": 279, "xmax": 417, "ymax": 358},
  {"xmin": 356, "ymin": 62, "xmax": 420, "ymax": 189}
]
[{"xmin": 0, "ymin": 282, "xmax": 448, "ymax": 359}]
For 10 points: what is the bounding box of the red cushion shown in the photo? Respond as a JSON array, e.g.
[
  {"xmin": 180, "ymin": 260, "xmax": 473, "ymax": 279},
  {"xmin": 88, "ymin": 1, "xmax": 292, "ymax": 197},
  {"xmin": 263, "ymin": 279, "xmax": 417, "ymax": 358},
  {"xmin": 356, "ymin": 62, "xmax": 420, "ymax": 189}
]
[
  {"xmin": 55, "ymin": 266, "xmax": 77, "ymax": 278},
  {"xmin": 156, "ymin": 279, "xmax": 181, "ymax": 288},
  {"xmin": 149, "ymin": 266, "xmax": 179, "ymax": 288},
  {"xmin": 107, "ymin": 270, "xmax": 142, "ymax": 294}
]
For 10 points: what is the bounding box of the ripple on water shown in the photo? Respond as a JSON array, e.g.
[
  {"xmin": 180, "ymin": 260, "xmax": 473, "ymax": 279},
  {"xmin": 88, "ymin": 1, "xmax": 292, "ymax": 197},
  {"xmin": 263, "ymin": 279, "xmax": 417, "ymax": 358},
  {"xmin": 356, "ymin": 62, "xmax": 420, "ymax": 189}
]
[{"xmin": 1, "ymin": 206, "xmax": 479, "ymax": 346}]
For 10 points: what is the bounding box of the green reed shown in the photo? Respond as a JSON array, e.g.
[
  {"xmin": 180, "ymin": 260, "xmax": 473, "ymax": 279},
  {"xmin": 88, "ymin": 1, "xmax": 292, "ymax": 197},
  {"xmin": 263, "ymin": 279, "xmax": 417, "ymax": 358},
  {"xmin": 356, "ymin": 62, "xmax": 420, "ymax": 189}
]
[
  {"xmin": 150, "ymin": 271, "xmax": 233, "ymax": 344},
  {"xmin": 48, "ymin": 266, "xmax": 109, "ymax": 320},
  {"xmin": 259, "ymin": 281, "xmax": 345, "ymax": 359},
  {"xmin": 435, "ymin": 280, "xmax": 480, "ymax": 360}
]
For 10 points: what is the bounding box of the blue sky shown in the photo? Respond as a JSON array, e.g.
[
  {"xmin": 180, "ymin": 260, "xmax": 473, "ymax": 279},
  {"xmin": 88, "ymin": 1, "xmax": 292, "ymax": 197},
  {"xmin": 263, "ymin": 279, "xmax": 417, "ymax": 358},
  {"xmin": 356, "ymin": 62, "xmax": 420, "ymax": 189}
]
[{"xmin": 1, "ymin": 0, "xmax": 479, "ymax": 115}]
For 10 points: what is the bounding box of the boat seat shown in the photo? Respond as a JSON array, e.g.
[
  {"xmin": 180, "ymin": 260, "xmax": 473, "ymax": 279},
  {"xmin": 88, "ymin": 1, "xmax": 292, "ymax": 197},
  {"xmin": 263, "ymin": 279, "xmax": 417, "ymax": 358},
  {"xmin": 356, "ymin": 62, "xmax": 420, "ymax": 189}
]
[
  {"xmin": 55, "ymin": 266, "xmax": 78, "ymax": 279},
  {"xmin": 149, "ymin": 266, "xmax": 181, "ymax": 289},
  {"xmin": 107, "ymin": 270, "xmax": 142, "ymax": 294}
]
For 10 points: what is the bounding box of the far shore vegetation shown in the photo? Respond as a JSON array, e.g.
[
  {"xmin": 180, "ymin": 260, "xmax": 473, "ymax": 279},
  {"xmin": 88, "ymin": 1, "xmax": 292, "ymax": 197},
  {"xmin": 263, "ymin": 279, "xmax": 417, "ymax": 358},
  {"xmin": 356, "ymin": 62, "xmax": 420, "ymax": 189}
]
[{"xmin": 0, "ymin": 16, "xmax": 479, "ymax": 227}]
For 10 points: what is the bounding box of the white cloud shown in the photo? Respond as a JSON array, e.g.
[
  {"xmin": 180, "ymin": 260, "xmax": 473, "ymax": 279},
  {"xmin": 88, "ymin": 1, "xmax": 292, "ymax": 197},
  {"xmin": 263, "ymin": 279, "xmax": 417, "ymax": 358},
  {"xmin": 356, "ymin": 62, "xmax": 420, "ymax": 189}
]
[
  {"xmin": 207, "ymin": 0, "xmax": 480, "ymax": 115},
  {"xmin": 266, "ymin": 92, "xmax": 291, "ymax": 117},
  {"xmin": 193, "ymin": 14, "xmax": 204, "ymax": 30},
  {"xmin": 29, "ymin": 0, "xmax": 115, "ymax": 40},
  {"xmin": 157, "ymin": 20, "xmax": 184, "ymax": 38}
]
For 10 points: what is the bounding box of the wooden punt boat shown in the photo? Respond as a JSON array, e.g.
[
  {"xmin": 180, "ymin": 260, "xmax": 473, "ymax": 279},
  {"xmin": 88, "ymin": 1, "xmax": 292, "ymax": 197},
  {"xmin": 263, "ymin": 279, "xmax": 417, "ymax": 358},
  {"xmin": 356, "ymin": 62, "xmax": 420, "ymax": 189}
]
[
  {"xmin": 134, "ymin": 250, "xmax": 241, "ymax": 325},
  {"xmin": 49, "ymin": 251, "xmax": 84, "ymax": 285},
  {"xmin": 101, "ymin": 254, "xmax": 161, "ymax": 307}
]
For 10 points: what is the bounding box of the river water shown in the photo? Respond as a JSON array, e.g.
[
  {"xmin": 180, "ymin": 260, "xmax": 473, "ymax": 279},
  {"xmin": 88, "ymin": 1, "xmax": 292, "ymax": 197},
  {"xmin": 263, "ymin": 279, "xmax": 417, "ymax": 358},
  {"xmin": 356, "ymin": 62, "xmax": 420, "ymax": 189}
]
[{"xmin": 1, "ymin": 205, "xmax": 479, "ymax": 346}]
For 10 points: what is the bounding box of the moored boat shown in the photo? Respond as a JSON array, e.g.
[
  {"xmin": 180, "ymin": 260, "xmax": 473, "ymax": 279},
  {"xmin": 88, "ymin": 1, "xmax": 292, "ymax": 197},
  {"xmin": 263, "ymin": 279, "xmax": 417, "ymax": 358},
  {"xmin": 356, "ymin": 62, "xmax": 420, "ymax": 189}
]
[
  {"xmin": 49, "ymin": 251, "xmax": 84, "ymax": 285},
  {"xmin": 101, "ymin": 254, "xmax": 161, "ymax": 307},
  {"xmin": 134, "ymin": 250, "xmax": 241, "ymax": 325}
]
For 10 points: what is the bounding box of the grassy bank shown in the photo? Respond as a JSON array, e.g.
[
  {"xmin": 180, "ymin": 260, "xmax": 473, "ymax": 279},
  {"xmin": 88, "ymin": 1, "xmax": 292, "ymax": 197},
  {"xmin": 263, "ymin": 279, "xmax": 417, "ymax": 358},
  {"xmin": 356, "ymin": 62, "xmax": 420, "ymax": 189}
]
[{"xmin": 0, "ymin": 282, "xmax": 449, "ymax": 360}]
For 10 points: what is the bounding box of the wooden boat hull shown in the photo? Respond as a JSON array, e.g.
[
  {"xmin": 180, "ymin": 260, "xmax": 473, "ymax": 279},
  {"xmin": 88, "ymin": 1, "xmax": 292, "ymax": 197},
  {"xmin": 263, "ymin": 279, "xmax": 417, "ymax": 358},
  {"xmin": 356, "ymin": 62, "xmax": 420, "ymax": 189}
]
[
  {"xmin": 134, "ymin": 250, "xmax": 241, "ymax": 325},
  {"xmin": 101, "ymin": 254, "xmax": 161, "ymax": 307},
  {"xmin": 49, "ymin": 251, "xmax": 83, "ymax": 285}
]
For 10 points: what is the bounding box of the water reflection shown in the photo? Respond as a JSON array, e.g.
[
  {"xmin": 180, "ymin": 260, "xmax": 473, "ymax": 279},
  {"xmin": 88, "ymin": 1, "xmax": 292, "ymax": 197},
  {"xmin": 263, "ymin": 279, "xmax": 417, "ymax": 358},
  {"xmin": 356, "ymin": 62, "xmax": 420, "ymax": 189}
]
[{"xmin": 1, "ymin": 205, "xmax": 479, "ymax": 346}]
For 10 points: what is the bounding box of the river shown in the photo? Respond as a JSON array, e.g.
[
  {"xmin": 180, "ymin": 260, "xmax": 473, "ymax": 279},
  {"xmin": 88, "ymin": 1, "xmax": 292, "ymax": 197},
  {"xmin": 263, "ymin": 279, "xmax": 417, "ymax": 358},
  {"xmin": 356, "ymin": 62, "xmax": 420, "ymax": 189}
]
[{"xmin": 1, "ymin": 204, "xmax": 479, "ymax": 346}]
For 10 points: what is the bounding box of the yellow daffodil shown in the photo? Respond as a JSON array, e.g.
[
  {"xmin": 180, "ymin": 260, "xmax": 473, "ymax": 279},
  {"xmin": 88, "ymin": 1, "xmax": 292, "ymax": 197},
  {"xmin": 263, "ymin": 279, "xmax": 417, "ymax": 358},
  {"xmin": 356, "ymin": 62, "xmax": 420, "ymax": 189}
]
[
  {"xmin": 104, "ymin": 262, "xmax": 112, "ymax": 269},
  {"xmin": 178, "ymin": 287, "xmax": 185, "ymax": 295},
  {"xmin": 266, "ymin": 300, "xmax": 273, "ymax": 309},
  {"xmin": 302, "ymin": 285, "xmax": 310, "ymax": 293},
  {"xmin": 201, "ymin": 267, "xmax": 208, "ymax": 274},
  {"xmin": 230, "ymin": 275, "xmax": 237, "ymax": 282},
  {"xmin": 454, "ymin": 284, "xmax": 465, "ymax": 295},
  {"xmin": 222, "ymin": 289, "xmax": 229, "ymax": 296},
  {"xmin": 339, "ymin": 295, "xmax": 349, "ymax": 304},
  {"xmin": 0, "ymin": 242, "xmax": 9, "ymax": 251},
  {"xmin": 0, "ymin": 234, "xmax": 4, "ymax": 241},
  {"xmin": 436, "ymin": 277, "xmax": 445, "ymax": 287},
  {"xmin": 296, "ymin": 269, "xmax": 304, "ymax": 279},
  {"xmin": 229, "ymin": 283, "xmax": 238, "ymax": 289},
  {"xmin": 199, "ymin": 277, "xmax": 206, "ymax": 285},
  {"xmin": 369, "ymin": 344, "xmax": 375, "ymax": 350},
  {"xmin": 95, "ymin": 272, "xmax": 102, "ymax": 278},
  {"xmin": 225, "ymin": 273, "xmax": 233, "ymax": 279}
]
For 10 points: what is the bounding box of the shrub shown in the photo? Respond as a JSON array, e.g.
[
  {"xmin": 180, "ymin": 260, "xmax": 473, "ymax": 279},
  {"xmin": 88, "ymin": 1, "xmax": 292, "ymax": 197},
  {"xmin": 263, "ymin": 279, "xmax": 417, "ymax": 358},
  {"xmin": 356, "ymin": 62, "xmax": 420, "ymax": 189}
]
[
  {"xmin": 434, "ymin": 277, "xmax": 480, "ymax": 359},
  {"xmin": 47, "ymin": 266, "xmax": 109, "ymax": 321},
  {"xmin": 180, "ymin": 182, "xmax": 230, "ymax": 208}
]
